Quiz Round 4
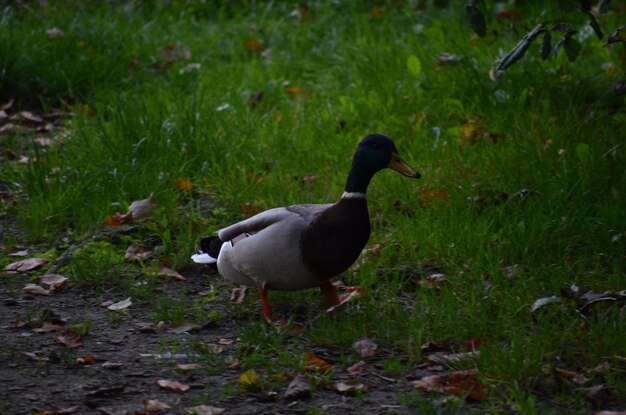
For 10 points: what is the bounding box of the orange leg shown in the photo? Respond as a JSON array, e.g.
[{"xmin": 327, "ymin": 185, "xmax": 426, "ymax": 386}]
[
  {"xmin": 258, "ymin": 287, "xmax": 273, "ymax": 323},
  {"xmin": 320, "ymin": 280, "xmax": 340, "ymax": 306}
]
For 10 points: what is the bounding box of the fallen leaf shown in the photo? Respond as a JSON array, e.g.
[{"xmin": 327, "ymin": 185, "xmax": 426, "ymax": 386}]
[
  {"xmin": 11, "ymin": 111, "xmax": 44, "ymax": 124},
  {"xmin": 217, "ymin": 338, "xmax": 236, "ymax": 345},
  {"xmin": 229, "ymin": 286, "xmax": 248, "ymax": 304},
  {"xmin": 463, "ymin": 337, "xmax": 482, "ymax": 351},
  {"xmin": 75, "ymin": 355, "xmax": 96, "ymax": 365},
  {"xmin": 102, "ymin": 361, "xmax": 124, "ymax": 370},
  {"xmin": 34, "ymin": 137, "xmax": 55, "ymax": 147},
  {"xmin": 531, "ymin": 296, "xmax": 562, "ymax": 313},
  {"xmin": 31, "ymin": 322, "xmax": 65, "ymax": 333},
  {"xmin": 243, "ymin": 38, "xmax": 262, "ymax": 52},
  {"xmin": 185, "ymin": 405, "xmax": 225, "ymax": 415},
  {"xmin": 158, "ymin": 265, "xmax": 185, "ymax": 281},
  {"xmin": 34, "ymin": 406, "xmax": 80, "ymax": 415},
  {"xmin": 107, "ymin": 297, "xmax": 132, "ymax": 311},
  {"xmin": 555, "ymin": 367, "xmax": 590, "ymax": 385},
  {"xmin": 347, "ymin": 360, "xmax": 366, "ymax": 376},
  {"xmin": 53, "ymin": 331, "xmax": 83, "ymax": 348},
  {"xmin": 353, "ymin": 337, "xmax": 378, "ymax": 359},
  {"xmin": 335, "ymin": 380, "xmax": 367, "ymax": 394},
  {"xmin": 305, "ymin": 353, "xmax": 332, "ymax": 373},
  {"xmin": 124, "ymin": 244, "xmax": 152, "ymax": 262},
  {"xmin": 238, "ymin": 369, "xmax": 261, "ymax": 391},
  {"xmin": 176, "ymin": 363, "xmax": 204, "ymax": 370},
  {"xmin": 419, "ymin": 188, "xmax": 449, "ymax": 207},
  {"xmin": 20, "ymin": 351, "xmax": 48, "ymax": 362},
  {"xmin": 5, "ymin": 257, "xmax": 49, "ymax": 273},
  {"xmin": 156, "ymin": 379, "xmax": 190, "ymax": 393},
  {"xmin": 370, "ymin": 8, "xmax": 385, "ymax": 19},
  {"xmin": 142, "ymin": 399, "xmax": 171, "ymax": 413},
  {"xmin": 284, "ymin": 374, "xmax": 310, "ymax": 400},
  {"xmin": 160, "ymin": 43, "xmax": 192, "ymax": 62},
  {"xmin": 503, "ymin": 264, "xmax": 525, "ymax": 279},
  {"xmin": 240, "ymin": 202, "xmax": 260, "ymax": 218},
  {"xmin": 458, "ymin": 118, "xmax": 486, "ymax": 146},
  {"xmin": 46, "ymin": 27, "xmax": 65, "ymax": 39},
  {"xmin": 103, "ymin": 212, "xmax": 132, "ymax": 226},
  {"xmin": 168, "ymin": 321, "xmax": 202, "ymax": 334},
  {"xmin": 127, "ymin": 195, "xmax": 156, "ymax": 220},
  {"xmin": 8, "ymin": 249, "xmax": 30, "ymax": 257},
  {"xmin": 411, "ymin": 369, "xmax": 485, "ymax": 401},
  {"xmin": 419, "ymin": 273, "xmax": 447, "ymax": 289},
  {"xmin": 0, "ymin": 99, "xmax": 13, "ymax": 111},
  {"xmin": 40, "ymin": 274, "xmax": 68, "ymax": 290},
  {"xmin": 22, "ymin": 283, "xmax": 51, "ymax": 296},
  {"xmin": 284, "ymin": 86, "xmax": 311, "ymax": 96},
  {"xmin": 174, "ymin": 178, "xmax": 193, "ymax": 191}
]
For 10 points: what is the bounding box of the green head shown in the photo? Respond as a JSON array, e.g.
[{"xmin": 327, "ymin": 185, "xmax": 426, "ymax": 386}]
[{"xmin": 345, "ymin": 134, "xmax": 420, "ymax": 193}]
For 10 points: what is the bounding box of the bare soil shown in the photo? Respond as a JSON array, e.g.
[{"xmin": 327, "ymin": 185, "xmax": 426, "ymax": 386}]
[{"xmin": 0, "ymin": 260, "xmax": 423, "ymax": 415}]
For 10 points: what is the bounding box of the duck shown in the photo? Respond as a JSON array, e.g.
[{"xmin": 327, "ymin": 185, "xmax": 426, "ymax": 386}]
[{"xmin": 192, "ymin": 134, "xmax": 420, "ymax": 322}]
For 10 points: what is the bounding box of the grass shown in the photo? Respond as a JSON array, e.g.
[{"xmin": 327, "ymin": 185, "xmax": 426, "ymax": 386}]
[{"xmin": 1, "ymin": 1, "xmax": 625, "ymax": 412}]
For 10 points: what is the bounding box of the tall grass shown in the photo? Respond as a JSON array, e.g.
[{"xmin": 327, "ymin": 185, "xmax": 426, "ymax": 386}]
[{"xmin": 1, "ymin": 1, "xmax": 624, "ymax": 411}]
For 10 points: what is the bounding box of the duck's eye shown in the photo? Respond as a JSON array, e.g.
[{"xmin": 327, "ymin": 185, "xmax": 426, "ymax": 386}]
[{"xmin": 371, "ymin": 143, "xmax": 378, "ymax": 149}]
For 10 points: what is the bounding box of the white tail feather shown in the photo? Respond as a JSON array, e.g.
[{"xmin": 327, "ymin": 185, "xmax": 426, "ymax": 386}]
[{"xmin": 191, "ymin": 253, "xmax": 217, "ymax": 264}]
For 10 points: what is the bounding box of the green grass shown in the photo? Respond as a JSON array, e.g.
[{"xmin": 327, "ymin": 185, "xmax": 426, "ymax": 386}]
[{"xmin": 1, "ymin": 1, "xmax": 625, "ymax": 412}]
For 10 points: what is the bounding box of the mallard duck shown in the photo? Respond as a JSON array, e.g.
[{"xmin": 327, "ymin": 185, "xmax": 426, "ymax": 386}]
[{"xmin": 192, "ymin": 134, "xmax": 420, "ymax": 322}]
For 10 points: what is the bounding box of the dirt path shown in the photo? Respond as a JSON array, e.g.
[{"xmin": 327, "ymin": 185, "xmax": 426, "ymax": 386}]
[{"xmin": 0, "ymin": 265, "xmax": 420, "ymax": 415}]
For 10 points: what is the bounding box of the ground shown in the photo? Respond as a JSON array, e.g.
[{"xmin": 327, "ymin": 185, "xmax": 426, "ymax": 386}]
[{"xmin": 0, "ymin": 261, "xmax": 428, "ymax": 415}]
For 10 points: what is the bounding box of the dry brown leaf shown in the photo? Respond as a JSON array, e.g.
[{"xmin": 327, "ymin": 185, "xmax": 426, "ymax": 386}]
[
  {"xmin": 127, "ymin": 195, "xmax": 156, "ymax": 220},
  {"xmin": 284, "ymin": 374, "xmax": 310, "ymax": 400},
  {"xmin": 240, "ymin": 202, "xmax": 260, "ymax": 218},
  {"xmin": 347, "ymin": 360, "xmax": 366, "ymax": 376},
  {"xmin": 217, "ymin": 338, "xmax": 236, "ymax": 345},
  {"xmin": 158, "ymin": 265, "xmax": 185, "ymax": 281},
  {"xmin": 11, "ymin": 111, "xmax": 44, "ymax": 124},
  {"xmin": 305, "ymin": 353, "xmax": 332, "ymax": 373},
  {"xmin": 22, "ymin": 283, "xmax": 51, "ymax": 296},
  {"xmin": 107, "ymin": 297, "xmax": 132, "ymax": 311},
  {"xmin": 185, "ymin": 405, "xmax": 225, "ymax": 415},
  {"xmin": 53, "ymin": 331, "xmax": 84, "ymax": 348},
  {"xmin": 335, "ymin": 380, "xmax": 367, "ymax": 394},
  {"xmin": 243, "ymin": 38, "xmax": 262, "ymax": 52},
  {"xmin": 173, "ymin": 177, "xmax": 193, "ymax": 191},
  {"xmin": 103, "ymin": 212, "xmax": 133, "ymax": 226},
  {"xmin": 46, "ymin": 27, "xmax": 65, "ymax": 39},
  {"xmin": 160, "ymin": 43, "xmax": 191, "ymax": 62},
  {"xmin": 20, "ymin": 351, "xmax": 48, "ymax": 362},
  {"xmin": 102, "ymin": 361, "xmax": 124, "ymax": 370},
  {"xmin": 34, "ymin": 137, "xmax": 55, "ymax": 147},
  {"xmin": 31, "ymin": 322, "xmax": 65, "ymax": 333},
  {"xmin": 370, "ymin": 8, "xmax": 385, "ymax": 19},
  {"xmin": 419, "ymin": 188, "xmax": 449, "ymax": 207},
  {"xmin": 40, "ymin": 274, "xmax": 68, "ymax": 290},
  {"xmin": 5, "ymin": 257, "xmax": 49, "ymax": 273},
  {"xmin": 411, "ymin": 369, "xmax": 486, "ymax": 401},
  {"xmin": 156, "ymin": 379, "xmax": 190, "ymax": 393},
  {"xmin": 75, "ymin": 355, "xmax": 96, "ymax": 365},
  {"xmin": 8, "ymin": 249, "xmax": 30, "ymax": 257},
  {"xmin": 555, "ymin": 367, "xmax": 590, "ymax": 385},
  {"xmin": 353, "ymin": 337, "xmax": 378, "ymax": 359},
  {"xmin": 124, "ymin": 244, "xmax": 152, "ymax": 262},
  {"xmin": 284, "ymin": 86, "xmax": 311, "ymax": 96},
  {"xmin": 176, "ymin": 363, "xmax": 204, "ymax": 371},
  {"xmin": 229, "ymin": 286, "xmax": 248, "ymax": 304},
  {"xmin": 142, "ymin": 398, "xmax": 171, "ymax": 413},
  {"xmin": 34, "ymin": 406, "xmax": 81, "ymax": 415}
]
